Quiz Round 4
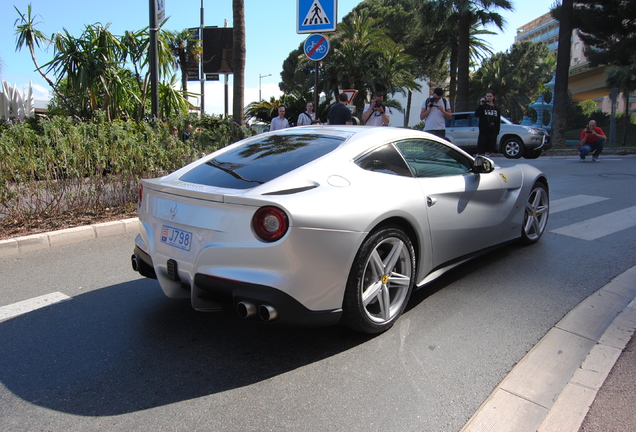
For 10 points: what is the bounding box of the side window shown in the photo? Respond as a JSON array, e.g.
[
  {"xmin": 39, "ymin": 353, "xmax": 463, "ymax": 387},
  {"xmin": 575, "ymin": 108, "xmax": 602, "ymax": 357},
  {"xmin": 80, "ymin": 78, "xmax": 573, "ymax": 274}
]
[
  {"xmin": 356, "ymin": 144, "xmax": 413, "ymax": 177},
  {"xmin": 451, "ymin": 113, "xmax": 470, "ymax": 127},
  {"xmin": 469, "ymin": 115, "xmax": 480, "ymax": 127},
  {"xmin": 395, "ymin": 139, "xmax": 472, "ymax": 178}
]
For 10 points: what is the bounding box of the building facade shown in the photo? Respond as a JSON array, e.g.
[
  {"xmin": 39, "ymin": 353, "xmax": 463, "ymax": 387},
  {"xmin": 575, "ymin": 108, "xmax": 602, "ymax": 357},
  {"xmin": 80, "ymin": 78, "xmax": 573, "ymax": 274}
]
[{"xmin": 514, "ymin": 12, "xmax": 634, "ymax": 116}]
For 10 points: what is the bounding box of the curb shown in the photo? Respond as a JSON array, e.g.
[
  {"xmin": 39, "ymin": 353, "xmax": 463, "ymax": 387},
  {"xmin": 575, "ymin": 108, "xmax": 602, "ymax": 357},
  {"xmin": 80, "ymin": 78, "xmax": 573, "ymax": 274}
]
[
  {"xmin": 0, "ymin": 218, "xmax": 140, "ymax": 257},
  {"xmin": 461, "ymin": 266, "xmax": 636, "ymax": 432}
]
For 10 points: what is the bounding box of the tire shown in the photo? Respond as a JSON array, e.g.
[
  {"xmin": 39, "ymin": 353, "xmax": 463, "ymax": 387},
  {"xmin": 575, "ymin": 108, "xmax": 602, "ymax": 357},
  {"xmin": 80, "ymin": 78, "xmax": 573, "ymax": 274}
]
[
  {"xmin": 520, "ymin": 182, "xmax": 549, "ymax": 244},
  {"xmin": 523, "ymin": 149, "xmax": 542, "ymax": 159},
  {"xmin": 501, "ymin": 137, "xmax": 525, "ymax": 159},
  {"xmin": 342, "ymin": 226, "xmax": 416, "ymax": 334}
]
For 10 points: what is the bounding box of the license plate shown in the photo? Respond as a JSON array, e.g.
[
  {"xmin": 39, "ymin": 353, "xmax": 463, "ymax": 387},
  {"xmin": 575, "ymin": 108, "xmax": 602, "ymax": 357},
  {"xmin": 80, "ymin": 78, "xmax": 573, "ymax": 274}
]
[{"xmin": 160, "ymin": 225, "xmax": 193, "ymax": 251}]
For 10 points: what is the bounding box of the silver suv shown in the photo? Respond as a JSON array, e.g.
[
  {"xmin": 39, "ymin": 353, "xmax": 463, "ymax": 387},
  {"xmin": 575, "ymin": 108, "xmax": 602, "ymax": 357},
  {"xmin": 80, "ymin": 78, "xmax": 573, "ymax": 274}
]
[{"xmin": 445, "ymin": 112, "xmax": 551, "ymax": 159}]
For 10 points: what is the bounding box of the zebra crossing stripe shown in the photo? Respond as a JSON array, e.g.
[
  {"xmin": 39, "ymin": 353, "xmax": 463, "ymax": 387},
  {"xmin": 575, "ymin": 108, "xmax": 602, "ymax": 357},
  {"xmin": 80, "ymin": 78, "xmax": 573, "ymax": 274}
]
[
  {"xmin": 550, "ymin": 195, "xmax": 609, "ymax": 214},
  {"xmin": 0, "ymin": 292, "xmax": 71, "ymax": 322},
  {"xmin": 550, "ymin": 206, "xmax": 636, "ymax": 240}
]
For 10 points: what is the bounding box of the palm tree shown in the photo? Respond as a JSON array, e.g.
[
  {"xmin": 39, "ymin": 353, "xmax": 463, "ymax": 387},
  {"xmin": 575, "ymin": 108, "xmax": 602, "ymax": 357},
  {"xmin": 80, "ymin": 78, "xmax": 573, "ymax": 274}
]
[
  {"xmin": 167, "ymin": 29, "xmax": 201, "ymax": 95},
  {"xmin": 120, "ymin": 28, "xmax": 151, "ymax": 119},
  {"xmin": 244, "ymin": 97, "xmax": 281, "ymax": 122},
  {"xmin": 374, "ymin": 43, "xmax": 421, "ymax": 126},
  {"xmin": 47, "ymin": 24, "xmax": 125, "ymax": 120},
  {"xmin": 430, "ymin": 0, "xmax": 511, "ymax": 112},
  {"xmin": 232, "ymin": 0, "xmax": 246, "ymax": 125},
  {"xmin": 13, "ymin": 5, "xmax": 68, "ymax": 109},
  {"xmin": 328, "ymin": 11, "xmax": 389, "ymax": 114},
  {"xmin": 159, "ymin": 74, "xmax": 196, "ymax": 118}
]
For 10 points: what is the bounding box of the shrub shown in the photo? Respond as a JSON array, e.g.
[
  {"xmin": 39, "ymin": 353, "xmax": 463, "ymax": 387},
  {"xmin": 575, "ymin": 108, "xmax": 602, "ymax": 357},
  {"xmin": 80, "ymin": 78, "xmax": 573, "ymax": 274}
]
[{"xmin": 0, "ymin": 113, "xmax": 254, "ymax": 223}]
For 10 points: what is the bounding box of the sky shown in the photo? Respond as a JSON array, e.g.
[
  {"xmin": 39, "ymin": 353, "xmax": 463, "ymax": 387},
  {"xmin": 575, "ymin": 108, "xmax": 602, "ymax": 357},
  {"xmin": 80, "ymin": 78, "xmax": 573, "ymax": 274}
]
[{"xmin": 1, "ymin": 0, "xmax": 558, "ymax": 116}]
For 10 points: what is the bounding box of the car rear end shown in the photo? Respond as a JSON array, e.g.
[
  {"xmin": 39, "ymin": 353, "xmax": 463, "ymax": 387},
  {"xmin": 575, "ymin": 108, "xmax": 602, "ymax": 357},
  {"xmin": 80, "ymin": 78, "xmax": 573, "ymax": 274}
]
[{"xmin": 132, "ymin": 129, "xmax": 363, "ymax": 326}]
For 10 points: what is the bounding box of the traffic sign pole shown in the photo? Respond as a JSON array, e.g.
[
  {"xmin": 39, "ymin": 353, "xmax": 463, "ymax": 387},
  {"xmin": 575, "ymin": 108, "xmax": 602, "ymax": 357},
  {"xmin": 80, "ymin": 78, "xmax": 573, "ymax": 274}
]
[{"xmin": 315, "ymin": 62, "xmax": 319, "ymax": 121}]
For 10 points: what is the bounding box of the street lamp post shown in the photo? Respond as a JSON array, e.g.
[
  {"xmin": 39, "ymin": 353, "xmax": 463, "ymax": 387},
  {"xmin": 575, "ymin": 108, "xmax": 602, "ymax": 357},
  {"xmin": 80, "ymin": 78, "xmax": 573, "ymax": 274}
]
[{"xmin": 259, "ymin": 73, "xmax": 272, "ymax": 101}]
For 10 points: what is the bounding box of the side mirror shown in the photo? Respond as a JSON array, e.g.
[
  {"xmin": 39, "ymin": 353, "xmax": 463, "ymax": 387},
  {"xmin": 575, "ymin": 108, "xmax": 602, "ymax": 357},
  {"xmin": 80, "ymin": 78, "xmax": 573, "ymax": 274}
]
[{"xmin": 473, "ymin": 155, "xmax": 495, "ymax": 174}]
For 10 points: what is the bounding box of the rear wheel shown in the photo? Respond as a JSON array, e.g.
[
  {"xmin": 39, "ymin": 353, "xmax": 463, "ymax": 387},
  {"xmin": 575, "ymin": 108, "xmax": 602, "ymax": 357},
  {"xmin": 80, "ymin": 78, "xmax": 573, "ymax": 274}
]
[
  {"xmin": 342, "ymin": 226, "xmax": 415, "ymax": 334},
  {"xmin": 502, "ymin": 137, "xmax": 524, "ymax": 159},
  {"xmin": 521, "ymin": 182, "xmax": 549, "ymax": 244}
]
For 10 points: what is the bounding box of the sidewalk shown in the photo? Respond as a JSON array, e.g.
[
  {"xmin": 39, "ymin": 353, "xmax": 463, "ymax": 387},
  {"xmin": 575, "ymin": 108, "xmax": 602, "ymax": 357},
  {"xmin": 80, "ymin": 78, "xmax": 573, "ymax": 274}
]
[
  {"xmin": 461, "ymin": 265, "xmax": 636, "ymax": 432},
  {"xmin": 0, "ymin": 220, "xmax": 635, "ymax": 432}
]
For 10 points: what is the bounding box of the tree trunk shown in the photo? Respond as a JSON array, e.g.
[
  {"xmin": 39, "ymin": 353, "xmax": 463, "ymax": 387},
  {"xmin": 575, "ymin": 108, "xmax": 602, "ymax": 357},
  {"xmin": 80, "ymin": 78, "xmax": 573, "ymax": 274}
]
[
  {"xmin": 404, "ymin": 90, "xmax": 412, "ymax": 128},
  {"xmin": 232, "ymin": 0, "xmax": 246, "ymax": 125},
  {"xmin": 551, "ymin": 0, "xmax": 574, "ymax": 148},
  {"xmin": 180, "ymin": 51, "xmax": 188, "ymax": 94},
  {"xmin": 609, "ymin": 87, "xmax": 618, "ymax": 147},
  {"xmin": 623, "ymin": 92, "xmax": 629, "ymax": 146},
  {"xmin": 455, "ymin": 11, "xmax": 471, "ymax": 112},
  {"xmin": 449, "ymin": 43, "xmax": 458, "ymax": 109}
]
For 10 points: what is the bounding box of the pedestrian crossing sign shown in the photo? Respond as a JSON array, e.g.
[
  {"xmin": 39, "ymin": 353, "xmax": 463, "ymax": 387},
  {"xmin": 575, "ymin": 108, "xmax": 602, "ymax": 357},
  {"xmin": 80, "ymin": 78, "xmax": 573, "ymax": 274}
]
[{"xmin": 297, "ymin": 0, "xmax": 337, "ymax": 34}]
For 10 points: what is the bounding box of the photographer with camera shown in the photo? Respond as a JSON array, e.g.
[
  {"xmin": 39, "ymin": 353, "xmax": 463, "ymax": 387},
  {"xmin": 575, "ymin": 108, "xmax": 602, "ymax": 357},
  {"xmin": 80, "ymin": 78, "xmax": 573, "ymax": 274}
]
[
  {"xmin": 362, "ymin": 92, "xmax": 390, "ymax": 126},
  {"xmin": 474, "ymin": 89, "xmax": 501, "ymax": 156},
  {"xmin": 578, "ymin": 120, "xmax": 606, "ymax": 162},
  {"xmin": 420, "ymin": 87, "xmax": 452, "ymax": 138}
]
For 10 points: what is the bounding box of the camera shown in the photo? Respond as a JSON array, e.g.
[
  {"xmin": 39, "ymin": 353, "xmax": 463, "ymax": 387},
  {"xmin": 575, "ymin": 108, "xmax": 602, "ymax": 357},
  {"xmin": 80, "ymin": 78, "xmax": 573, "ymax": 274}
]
[
  {"xmin": 374, "ymin": 99, "xmax": 384, "ymax": 109},
  {"xmin": 586, "ymin": 130, "xmax": 592, "ymax": 134},
  {"xmin": 480, "ymin": 99, "xmax": 487, "ymax": 105}
]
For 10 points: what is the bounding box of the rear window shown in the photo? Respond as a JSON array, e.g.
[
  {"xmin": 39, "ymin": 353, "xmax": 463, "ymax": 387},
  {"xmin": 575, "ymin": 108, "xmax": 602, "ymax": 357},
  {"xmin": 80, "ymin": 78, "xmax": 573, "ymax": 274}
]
[{"xmin": 179, "ymin": 134, "xmax": 344, "ymax": 189}]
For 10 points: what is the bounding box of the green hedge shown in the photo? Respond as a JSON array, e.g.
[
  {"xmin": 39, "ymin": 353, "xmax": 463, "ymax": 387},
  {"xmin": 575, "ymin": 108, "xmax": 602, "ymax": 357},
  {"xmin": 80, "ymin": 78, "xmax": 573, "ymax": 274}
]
[{"xmin": 0, "ymin": 114, "xmax": 253, "ymax": 221}]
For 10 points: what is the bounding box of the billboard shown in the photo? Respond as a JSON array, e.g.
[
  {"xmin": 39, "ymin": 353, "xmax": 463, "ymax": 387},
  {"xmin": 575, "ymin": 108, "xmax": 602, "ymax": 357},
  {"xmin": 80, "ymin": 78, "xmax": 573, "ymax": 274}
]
[{"xmin": 202, "ymin": 27, "xmax": 234, "ymax": 74}]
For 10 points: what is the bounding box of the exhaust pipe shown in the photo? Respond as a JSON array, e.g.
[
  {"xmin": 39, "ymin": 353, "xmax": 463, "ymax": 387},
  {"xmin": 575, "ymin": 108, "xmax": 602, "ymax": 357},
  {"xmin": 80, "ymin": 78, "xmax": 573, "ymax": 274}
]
[
  {"xmin": 131, "ymin": 255, "xmax": 139, "ymax": 272},
  {"xmin": 259, "ymin": 305, "xmax": 278, "ymax": 322},
  {"xmin": 237, "ymin": 301, "xmax": 257, "ymax": 319}
]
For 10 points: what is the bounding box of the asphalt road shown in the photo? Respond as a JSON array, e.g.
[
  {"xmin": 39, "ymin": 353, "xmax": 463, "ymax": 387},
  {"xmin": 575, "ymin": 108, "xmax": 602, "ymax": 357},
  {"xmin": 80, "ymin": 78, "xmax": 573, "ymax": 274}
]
[{"xmin": 1, "ymin": 155, "xmax": 635, "ymax": 431}]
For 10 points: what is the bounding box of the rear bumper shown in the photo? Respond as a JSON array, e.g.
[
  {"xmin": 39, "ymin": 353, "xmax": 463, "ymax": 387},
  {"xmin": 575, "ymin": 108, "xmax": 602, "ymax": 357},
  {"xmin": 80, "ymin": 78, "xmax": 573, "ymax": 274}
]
[
  {"xmin": 131, "ymin": 245, "xmax": 343, "ymax": 328},
  {"xmin": 132, "ymin": 245, "xmax": 157, "ymax": 279},
  {"xmin": 193, "ymin": 274, "xmax": 343, "ymax": 327}
]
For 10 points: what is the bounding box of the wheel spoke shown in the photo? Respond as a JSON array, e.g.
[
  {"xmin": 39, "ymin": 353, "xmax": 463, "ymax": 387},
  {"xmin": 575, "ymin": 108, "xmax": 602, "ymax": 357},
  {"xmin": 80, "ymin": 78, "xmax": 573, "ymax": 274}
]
[
  {"xmin": 377, "ymin": 284, "xmax": 391, "ymax": 320},
  {"xmin": 362, "ymin": 280, "xmax": 383, "ymax": 307},
  {"xmin": 369, "ymin": 249, "xmax": 385, "ymax": 277},
  {"xmin": 383, "ymin": 239, "xmax": 403, "ymax": 272},
  {"xmin": 388, "ymin": 272, "xmax": 411, "ymax": 288}
]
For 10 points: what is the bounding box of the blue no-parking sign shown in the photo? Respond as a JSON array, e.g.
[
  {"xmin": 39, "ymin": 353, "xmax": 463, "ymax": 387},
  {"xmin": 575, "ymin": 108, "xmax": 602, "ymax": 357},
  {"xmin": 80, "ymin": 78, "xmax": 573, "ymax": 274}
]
[
  {"xmin": 297, "ymin": 0, "xmax": 337, "ymax": 34},
  {"xmin": 304, "ymin": 34, "xmax": 329, "ymax": 61}
]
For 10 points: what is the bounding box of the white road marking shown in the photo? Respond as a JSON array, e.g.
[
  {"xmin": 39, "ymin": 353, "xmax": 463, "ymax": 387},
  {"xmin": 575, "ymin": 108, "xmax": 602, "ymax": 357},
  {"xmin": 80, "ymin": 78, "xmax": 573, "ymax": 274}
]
[
  {"xmin": 551, "ymin": 206, "xmax": 636, "ymax": 240},
  {"xmin": 0, "ymin": 292, "xmax": 71, "ymax": 322},
  {"xmin": 550, "ymin": 195, "xmax": 609, "ymax": 214}
]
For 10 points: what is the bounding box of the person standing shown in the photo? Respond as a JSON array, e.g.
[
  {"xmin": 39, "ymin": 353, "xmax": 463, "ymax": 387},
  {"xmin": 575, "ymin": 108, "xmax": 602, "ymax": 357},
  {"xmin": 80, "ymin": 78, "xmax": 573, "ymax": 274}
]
[
  {"xmin": 270, "ymin": 106, "xmax": 289, "ymax": 131},
  {"xmin": 182, "ymin": 124, "xmax": 193, "ymax": 141},
  {"xmin": 327, "ymin": 93, "xmax": 353, "ymax": 125},
  {"xmin": 578, "ymin": 120, "xmax": 606, "ymax": 162},
  {"xmin": 474, "ymin": 89, "xmax": 501, "ymax": 156},
  {"xmin": 297, "ymin": 102, "xmax": 316, "ymax": 126},
  {"xmin": 362, "ymin": 91, "xmax": 390, "ymax": 126},
  {"xmin": 420, "ymin": 87, "xmax": 452, "ymax": 138}
]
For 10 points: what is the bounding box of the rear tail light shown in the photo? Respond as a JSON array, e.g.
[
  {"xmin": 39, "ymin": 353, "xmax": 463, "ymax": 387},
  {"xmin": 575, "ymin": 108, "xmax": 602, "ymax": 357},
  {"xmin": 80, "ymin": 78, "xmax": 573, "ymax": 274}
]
[{"xmin": 252, "ymin": 206, "xmax": 289, "ymax": 242}]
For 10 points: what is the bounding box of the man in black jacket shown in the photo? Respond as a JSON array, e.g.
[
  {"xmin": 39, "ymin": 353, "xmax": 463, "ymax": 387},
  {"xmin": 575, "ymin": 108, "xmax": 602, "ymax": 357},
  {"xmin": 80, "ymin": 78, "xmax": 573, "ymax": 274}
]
[{"xmin": 474, "ymin": 89, "xmax": 500, "ymax": 156}]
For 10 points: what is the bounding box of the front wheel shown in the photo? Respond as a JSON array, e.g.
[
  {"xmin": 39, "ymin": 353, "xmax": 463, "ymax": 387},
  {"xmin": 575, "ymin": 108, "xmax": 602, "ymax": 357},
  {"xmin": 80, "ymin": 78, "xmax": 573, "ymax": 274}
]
[
  {"xmin": 342, "ymin": 226, "xmax": 416, "ymax": 334},
  {"xmin": 521, "ymin": 182, "xmax": 549, "ymax": 244},
  {"xmin": 502, "ymin": 137, "xmax": 525, "ymax": 159}
]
